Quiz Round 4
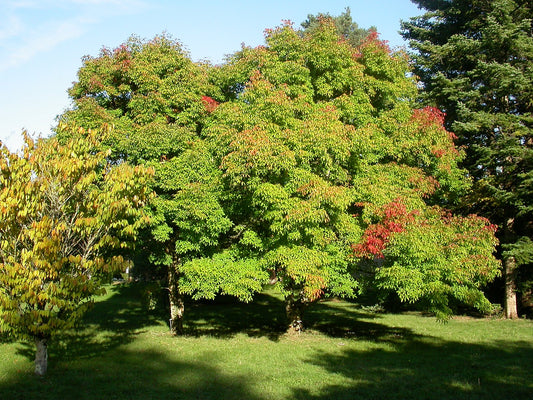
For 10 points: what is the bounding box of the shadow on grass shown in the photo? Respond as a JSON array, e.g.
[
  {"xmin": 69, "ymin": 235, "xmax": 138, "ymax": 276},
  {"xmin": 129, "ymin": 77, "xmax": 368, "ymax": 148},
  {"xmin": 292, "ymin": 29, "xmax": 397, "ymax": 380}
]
[
  {"xmin": 2, "ymin": 283, "xmax": 266, "ymax": 400},
  {"xmin": 1, "ymin": 347, "xmax": 262, "ymax": 400},
  {"xmin": 306, "ymin": 298, "xmax": 420, "ymax": 342},
  {"xmin": 2, "ymin": 283, "xmax": 532, "ymax": 399},
  {"xmin": 13, "ymin": 283, "xmax": 164, "ymax": 363},
  {"xmin": 184, "ymin": 291, "xmax": 287, "ymax": 340},
  {"xmin": 292, "ymin": 338, "xmax": 533, "ymax": 400},
  {"xmin": 182, "ymin": 289, "xmax": 417, "ymax": 343}
]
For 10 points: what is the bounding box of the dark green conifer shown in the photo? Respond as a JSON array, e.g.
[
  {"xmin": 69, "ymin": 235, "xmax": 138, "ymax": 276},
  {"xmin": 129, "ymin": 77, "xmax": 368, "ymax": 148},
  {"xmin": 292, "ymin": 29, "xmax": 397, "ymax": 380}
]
[{"xmin": 402, "ymin": 0, "xmax": 533, "ymax": 318}]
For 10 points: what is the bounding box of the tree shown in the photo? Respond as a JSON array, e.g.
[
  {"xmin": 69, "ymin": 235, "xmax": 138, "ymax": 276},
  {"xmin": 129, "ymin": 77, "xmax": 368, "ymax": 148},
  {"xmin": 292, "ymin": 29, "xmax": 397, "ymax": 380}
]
[
  {"xmin": 0, "ymin": 126, "xmax": 151, "ymax": 375},
  {"xmin": 207, "ymin": 19, "xmax": 500, "ymax": 331},
  {"xmin": 401, "ymin": 0, "xmax": 533, "ymax": 318},
  {"xmin": 61, "ymin": 34, "xmax": 266, "ymax": 335},
  {"xmin": 301, "ymin": 7, "xmax": 376, "ymax": 48}
]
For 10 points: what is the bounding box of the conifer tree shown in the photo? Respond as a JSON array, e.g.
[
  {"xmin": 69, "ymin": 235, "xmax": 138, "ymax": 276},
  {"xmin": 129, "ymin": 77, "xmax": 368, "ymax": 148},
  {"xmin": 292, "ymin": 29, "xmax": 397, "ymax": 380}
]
[
  {"xmin": 301, "ymin": 7, "xmax": 376, "ymax": 47},
  {"xmin": 402, "ymin": 0, "xmax": 533, "ymax": 318}
]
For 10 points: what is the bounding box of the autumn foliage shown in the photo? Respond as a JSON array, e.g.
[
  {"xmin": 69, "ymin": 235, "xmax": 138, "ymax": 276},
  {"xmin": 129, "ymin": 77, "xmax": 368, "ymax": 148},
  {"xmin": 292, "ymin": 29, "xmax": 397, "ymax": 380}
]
[
  {"xmin": 0, "ymin": 126, "xmax": 152, "ymax": 374},
  {"xmin": 202, "ymin": 96, "xmax": 219, "ymax": 113},
  {"xmin": 205, "ymin": 18, "xmax": 499, "ymax": 327},
  {"xmin": 353, "ymin": 200, "xmax": 418, "ymax": 259}
]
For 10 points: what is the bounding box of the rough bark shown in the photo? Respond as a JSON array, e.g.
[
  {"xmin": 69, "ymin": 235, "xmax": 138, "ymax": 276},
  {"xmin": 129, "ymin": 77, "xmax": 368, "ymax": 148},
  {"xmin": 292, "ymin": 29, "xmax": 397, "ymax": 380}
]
[
  {"xmin": 286, "ymin": 293, "xmax": 306, "ymax": 334},
  {"xmin": 504, "ymin": 218, "xmax": 519, "ymax": 319},
  {"xmin": 168, "ymin": 253, "xmax": 184, "ymax": 335},
  {"xmin": 34, "ymin": 337, "xmax": 48, "ymax": 376},
  {"xmin": 504, "ymin": 255, "xmax": 519, "ymax": 319}
]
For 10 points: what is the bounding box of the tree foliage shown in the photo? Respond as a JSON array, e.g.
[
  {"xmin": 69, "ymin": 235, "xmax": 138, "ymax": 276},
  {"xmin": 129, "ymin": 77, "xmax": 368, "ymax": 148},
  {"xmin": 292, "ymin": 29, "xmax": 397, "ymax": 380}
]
[
  {"xmin": 402, "ymin": 0, "xmax": 533, "ymax": 317},
  {"xmin": 207, "ymin": 19, "xmax": 500, "ymax": 329},
  {"xmin": 300, "ymin": 7, "xmax": 377, "ymax": 48},
  {"xmin": 59, "ymin": 18, "xmax": 502, "ymax": 333},
  {"xmin": 61, "ymin": 34, "xmax": 267, "ymax": 334},
  {"xmin": 0, "ymin": 126, "xmax": 151, "ymax": 374}
]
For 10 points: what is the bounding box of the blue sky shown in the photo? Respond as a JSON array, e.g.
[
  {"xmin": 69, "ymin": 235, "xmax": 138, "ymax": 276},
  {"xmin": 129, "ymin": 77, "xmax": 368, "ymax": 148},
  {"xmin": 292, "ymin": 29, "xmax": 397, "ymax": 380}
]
[{"xmin": 0, "ymin": 0, "xmax": 422, "ymax": 151}]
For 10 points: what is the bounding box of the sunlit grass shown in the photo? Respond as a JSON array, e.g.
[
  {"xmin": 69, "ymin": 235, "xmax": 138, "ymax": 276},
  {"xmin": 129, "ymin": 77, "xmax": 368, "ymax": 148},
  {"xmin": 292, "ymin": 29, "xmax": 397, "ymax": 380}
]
[{"xmin": 1, "ymin": 283, "xmax": 532, "ymax": 399}]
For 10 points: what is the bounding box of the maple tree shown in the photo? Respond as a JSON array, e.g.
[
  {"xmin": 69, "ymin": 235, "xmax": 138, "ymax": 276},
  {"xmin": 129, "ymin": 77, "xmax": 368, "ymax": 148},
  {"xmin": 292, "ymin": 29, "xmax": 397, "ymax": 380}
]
[
  {"xmin": 207, "ymin": 19, "xmax": 500, "ymax": 331},
  {"xmin": 61, "ymin": 34, "xmax": 266, "ymax": 334},
  {"xmin": 356, "ymin": 203, "xmax": 500, "ymax": 319},
  {"xmin": 59, "ymin": 19, "xmax": 502, "ymax": 334},
  {"xmin": 0, "ymin": 125, "xmax": 151, "ymax": 375}
]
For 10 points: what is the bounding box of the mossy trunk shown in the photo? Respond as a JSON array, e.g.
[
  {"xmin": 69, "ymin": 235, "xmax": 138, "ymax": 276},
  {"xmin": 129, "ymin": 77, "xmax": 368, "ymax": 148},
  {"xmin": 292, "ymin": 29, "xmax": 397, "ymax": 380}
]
[
  {"xmin": 168, "ymin": 253, "xmax": 184, "ymax": 335},
  {"xmin": 286, "ymin": 294, "xmax": 306, "ymax": 334},
  {"xmin": 34, "ymin": 337, "xmax": 48, "ymax": 376},
  {"xmin": 504, "ymin": 255, "xmax": 519, "ymax": 319}
]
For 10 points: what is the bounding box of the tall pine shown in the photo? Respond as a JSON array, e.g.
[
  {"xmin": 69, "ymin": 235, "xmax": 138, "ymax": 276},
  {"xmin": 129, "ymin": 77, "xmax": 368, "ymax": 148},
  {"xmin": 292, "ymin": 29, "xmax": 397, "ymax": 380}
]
[{"xmin": 402, "ymin": 0, "xmax": 533, "ymax": 318}]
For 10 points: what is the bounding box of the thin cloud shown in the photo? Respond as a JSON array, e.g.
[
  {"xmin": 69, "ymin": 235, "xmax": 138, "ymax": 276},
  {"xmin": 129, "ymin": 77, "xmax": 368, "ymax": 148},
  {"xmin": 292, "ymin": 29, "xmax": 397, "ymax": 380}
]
[
  {"xmin": 0, "ymin": 0, "xmax": 149, "ymax": 72},
  {"xmin": 5, "ymin": 0, "xmax": 146, "ymax": 9},
  {"xmin": 0, "ymin": 15, "xmax": 23, "ymax": 41},
  {"xmin": 68, "ymin": 0, "xmax": 146, "ymax": 6},
  {"xmin": 0, "ymin": 18, "xmax": 87, "ymax": 72},
  {"xmin": 3, "ymin": 1, "xmax": 39, "ymax": 8}
]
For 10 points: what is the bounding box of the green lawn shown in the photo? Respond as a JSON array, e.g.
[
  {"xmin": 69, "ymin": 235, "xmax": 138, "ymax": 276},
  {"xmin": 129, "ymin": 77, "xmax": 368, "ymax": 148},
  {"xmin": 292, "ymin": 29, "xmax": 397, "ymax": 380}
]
[{"xmin": 1, "ymin": 283, "xmax": 532, "ymax": 400}]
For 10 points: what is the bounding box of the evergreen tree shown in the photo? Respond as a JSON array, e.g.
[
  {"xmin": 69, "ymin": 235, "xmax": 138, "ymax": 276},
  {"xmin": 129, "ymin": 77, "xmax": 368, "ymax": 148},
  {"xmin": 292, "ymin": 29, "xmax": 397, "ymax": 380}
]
[
  {"xmin": 301, "ymin": 7, "xmax": 376, "ymax": 47},
  {"xmin": 402, "ymin": 0, "xmax": 533, "ymax": 318}
]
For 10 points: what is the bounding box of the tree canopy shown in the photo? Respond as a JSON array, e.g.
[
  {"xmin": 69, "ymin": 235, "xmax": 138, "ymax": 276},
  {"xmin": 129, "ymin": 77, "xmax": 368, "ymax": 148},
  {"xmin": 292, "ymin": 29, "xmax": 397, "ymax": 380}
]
[
  {"xmin": 58, "ymin": 17, "xmax": 501, "ymax": 334},
  {"xmin": 206, "ymin": 19, "xmax": 500, "ymax": 327},
  {"xmin": 401, "ymin": 0, "xmax": 533, "ymax": 318},
  {"xmin": 60, "ymin": 34, "xmax": 267, "ymax": 334}
]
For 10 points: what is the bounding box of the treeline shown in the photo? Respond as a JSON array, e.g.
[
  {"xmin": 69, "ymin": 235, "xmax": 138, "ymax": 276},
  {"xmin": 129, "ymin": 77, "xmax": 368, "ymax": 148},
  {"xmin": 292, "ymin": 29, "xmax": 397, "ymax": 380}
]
[{"xmin": 1, "ymin": 3, "xmax": 531, "ymax": 376}]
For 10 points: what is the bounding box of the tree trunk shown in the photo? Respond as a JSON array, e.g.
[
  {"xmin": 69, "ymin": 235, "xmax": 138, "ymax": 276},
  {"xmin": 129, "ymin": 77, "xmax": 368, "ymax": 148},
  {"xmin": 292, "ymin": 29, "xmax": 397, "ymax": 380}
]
[
  {"xmin": 504, "ymin": 255, "xmax": 519, "ymax": 319},
  {"xmin": 34, "ymin": 338, "xmax": 48, "ymax": 376},
  {"xmin": 286, "ymin": 293, "xmax": 306, "ymax": 334},
  {"xmin": 168, "ymin": 255, "xmax": 184, "ymax": 335}
]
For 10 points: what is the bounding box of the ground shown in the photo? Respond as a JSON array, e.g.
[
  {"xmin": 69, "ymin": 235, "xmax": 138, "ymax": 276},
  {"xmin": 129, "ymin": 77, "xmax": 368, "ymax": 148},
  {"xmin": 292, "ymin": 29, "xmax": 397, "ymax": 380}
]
[{"xmin": 1, "ymin": 283, "xmax": 532, "ymax": 399}]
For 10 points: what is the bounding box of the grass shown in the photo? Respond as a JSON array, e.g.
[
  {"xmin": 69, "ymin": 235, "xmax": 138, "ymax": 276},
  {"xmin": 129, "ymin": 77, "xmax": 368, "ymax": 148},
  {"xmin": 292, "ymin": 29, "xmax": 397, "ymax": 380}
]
[{"xmin": 1, "ymin": 283, "xmax": 532, "ymax": 400}]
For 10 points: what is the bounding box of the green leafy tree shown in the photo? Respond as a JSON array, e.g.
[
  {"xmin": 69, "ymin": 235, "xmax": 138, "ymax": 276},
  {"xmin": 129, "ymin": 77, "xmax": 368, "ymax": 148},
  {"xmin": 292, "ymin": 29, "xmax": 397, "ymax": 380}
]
[
  {"xmin": 0, "ymin": 126, "xmax": 151, "ymax": 375},
  {"xmin": 61, "ymin": 34, "xmax": 266, "ymax": 334},
  {"xmin": 355, "ymin": 203, "xmax": 500, "ymax": 319},
  {"xmin": 401, "ymin": 0, "xmax": 533, "ymax": 318},
  {"xmin": 208, "ymin": 19, "xmax": 500, "ymax": 331}
]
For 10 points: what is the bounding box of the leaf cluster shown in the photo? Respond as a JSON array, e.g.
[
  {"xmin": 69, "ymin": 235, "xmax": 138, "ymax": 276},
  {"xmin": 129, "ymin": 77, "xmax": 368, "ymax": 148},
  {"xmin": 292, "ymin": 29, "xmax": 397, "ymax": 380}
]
[{"xmin": 402, "ymin": 0, "xmax": 533, "ymax": 259}]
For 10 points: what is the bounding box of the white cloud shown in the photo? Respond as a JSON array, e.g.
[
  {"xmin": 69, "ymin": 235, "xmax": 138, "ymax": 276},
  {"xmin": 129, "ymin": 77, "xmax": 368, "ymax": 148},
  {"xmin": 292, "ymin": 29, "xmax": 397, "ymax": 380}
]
[
  {"xmin": 68, "ymin": 0, "xmax": 146, "ymax": 6},
  {"xmin": 5, "ymin": 0, "xmax": 146, "ymax": 9},
  {"xmin": 3, "ymin": 1, "xmax": 42, "ymax": 10},
  {"xmin": 0, "ymin": 0, "xmax": 149, "ymax": 72}
]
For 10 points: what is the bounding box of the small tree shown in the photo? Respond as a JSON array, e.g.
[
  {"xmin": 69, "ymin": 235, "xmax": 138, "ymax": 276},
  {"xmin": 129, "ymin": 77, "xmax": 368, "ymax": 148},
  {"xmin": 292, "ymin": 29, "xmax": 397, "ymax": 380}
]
[{"xmin": 0, "ymin": 126, "xmax": 151, "ymax": 375}]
